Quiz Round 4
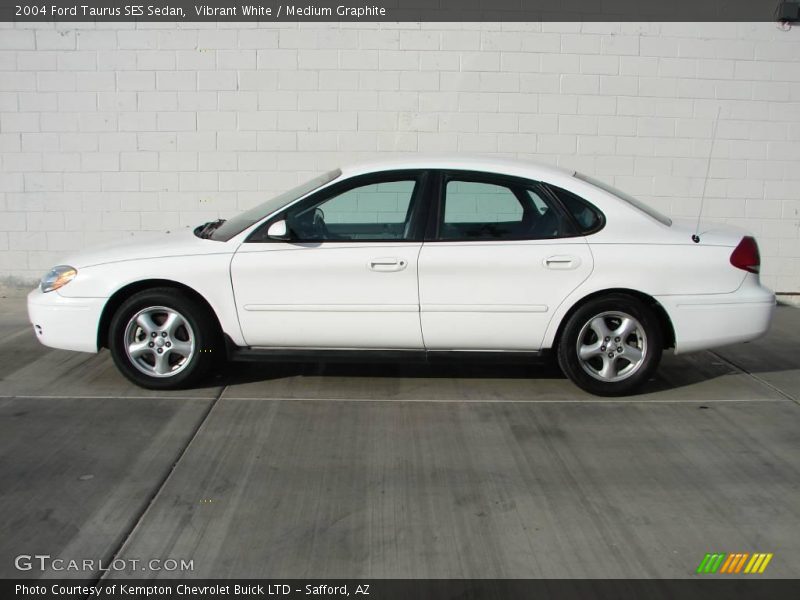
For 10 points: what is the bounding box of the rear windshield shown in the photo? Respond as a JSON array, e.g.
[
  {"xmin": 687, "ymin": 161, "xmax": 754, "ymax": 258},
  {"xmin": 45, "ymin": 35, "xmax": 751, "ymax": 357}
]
[
  {"xmin": 209, "ymin": 169, "xmax": 341, "ymax": 241},
  {"xmin": 574, "ymin": 172, "xmax": 672, "ymax": 227}
]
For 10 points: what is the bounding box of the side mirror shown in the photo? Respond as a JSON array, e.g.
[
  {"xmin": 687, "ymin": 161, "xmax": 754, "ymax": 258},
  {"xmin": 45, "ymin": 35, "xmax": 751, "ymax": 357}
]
[{"xmin": 266, "ymin": 220, "xmax": 290, "ymax": 240}]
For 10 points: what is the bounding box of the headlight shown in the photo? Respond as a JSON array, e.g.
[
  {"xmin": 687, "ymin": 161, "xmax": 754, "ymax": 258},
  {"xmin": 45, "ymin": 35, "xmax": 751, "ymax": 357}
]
[{"xmin": 40, "ymin": 265, "xmax": 77, "ymax": 293}]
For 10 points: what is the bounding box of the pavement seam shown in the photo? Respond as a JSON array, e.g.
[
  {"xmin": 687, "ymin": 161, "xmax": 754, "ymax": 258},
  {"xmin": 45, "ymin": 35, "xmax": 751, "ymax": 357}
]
[
  {"xmin": 0, "ymin": 394, "xmax": 216, "ymax": 400},
  {"xmin": 2, "ymin": 394, "xmax": 790, "ymax": 404},
  {"xmin": 709, "ymin": 350, "xmax": 799, "ymax": 407},
  {"xmin": 89, "ymin": 383, "xmax": 228, "ymax": 588},
  {"xmin": 216, "ymin": 396, "xmax": 790, "ymax": 404}
]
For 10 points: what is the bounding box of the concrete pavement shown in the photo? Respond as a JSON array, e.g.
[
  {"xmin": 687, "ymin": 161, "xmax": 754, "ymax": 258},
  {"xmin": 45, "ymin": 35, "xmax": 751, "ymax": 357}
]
[{"xmin": 0, "ymin": 294, "xmax": 798, "ymax": 579}]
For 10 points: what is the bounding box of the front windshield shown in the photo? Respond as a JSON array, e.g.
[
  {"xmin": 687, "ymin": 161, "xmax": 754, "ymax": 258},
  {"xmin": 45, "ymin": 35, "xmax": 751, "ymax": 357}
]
[
  {"xmin": 575, "ymin": 172, "xmax": 672, "ymax": 227},
  {"xmin": 208, "ymin": 169, "xmax": 342, "ymax": 241}
]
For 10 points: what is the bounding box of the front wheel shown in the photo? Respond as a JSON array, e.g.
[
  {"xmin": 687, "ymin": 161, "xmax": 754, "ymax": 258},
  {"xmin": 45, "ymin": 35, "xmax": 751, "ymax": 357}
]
[
  {"xmin": 557, "ymin": 294, "xmax": 663, "ymax": 396},
  {"xmin": 108, "ymin": 288, "xmax": 219, "ymax": 390}
]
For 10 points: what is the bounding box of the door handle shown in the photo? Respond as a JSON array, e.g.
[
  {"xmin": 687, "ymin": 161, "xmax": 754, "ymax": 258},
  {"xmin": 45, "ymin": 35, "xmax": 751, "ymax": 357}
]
[
  {"xmin": 368, "ymin": 257, "xmax": 407, "ymax": 272},
  {"xmin": 544, "ymin": 255, "xmax": 580, "ymax": 270}
]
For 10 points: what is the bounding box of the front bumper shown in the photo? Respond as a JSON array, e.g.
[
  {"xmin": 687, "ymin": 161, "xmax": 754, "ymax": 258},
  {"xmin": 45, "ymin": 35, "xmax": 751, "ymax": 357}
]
[
  {"xmin": 656, "ymin": 277, "xmax": 775, "ymax": 355},
  {"xmin": 27, "ymin": 288, "xmax": 106, "ymax": 353}
]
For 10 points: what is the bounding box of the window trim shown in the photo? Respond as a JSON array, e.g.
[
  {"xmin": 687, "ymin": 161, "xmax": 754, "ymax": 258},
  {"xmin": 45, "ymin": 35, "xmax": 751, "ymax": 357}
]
[
  {"xmin": 246, "ymin": 169, "xmax": 431, "ymax": 244},
  {"xmin": 426, "ymin": 170, "xmax": 580, "ymax": 243},
  {"xmin": 540, "ymin": 183, "xmax": 606, "ymax": 237}
]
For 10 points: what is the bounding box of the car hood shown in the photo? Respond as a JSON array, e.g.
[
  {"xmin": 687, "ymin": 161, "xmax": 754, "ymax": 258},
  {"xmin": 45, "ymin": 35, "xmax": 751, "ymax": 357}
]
[{"xmin": 58, "ymin": 228, "xmax": 233, "ymax": 269}]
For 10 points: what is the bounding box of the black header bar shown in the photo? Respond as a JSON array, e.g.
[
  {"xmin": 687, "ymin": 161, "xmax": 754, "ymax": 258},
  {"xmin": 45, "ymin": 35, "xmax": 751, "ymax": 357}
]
[{"xmin": 0, "ymin": 0, "xmax": 783, "ymax": 22}]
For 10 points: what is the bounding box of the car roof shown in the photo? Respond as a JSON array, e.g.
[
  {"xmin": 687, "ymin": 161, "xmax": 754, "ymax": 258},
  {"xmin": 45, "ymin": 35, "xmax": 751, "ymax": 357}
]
[{"xmin": 338, "ymin": 154, "xmax": 576, "ymax": 182}]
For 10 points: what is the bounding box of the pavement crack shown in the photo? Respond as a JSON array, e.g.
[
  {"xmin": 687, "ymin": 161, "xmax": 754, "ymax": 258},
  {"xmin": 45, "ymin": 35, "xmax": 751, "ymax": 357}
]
[
  {"xmin": 710, "ymin": 350, "xmax": 799, "ymax": 407},
  {"xmin": 87, "ymin": 384, "xmax": 227, "ymax": 590}
]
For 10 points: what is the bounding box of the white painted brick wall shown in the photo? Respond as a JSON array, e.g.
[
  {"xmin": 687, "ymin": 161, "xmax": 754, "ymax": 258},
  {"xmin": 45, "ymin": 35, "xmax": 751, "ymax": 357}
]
[{"xmin": 1, "ymin": 21, "xmax": 799, "ymax": 291}]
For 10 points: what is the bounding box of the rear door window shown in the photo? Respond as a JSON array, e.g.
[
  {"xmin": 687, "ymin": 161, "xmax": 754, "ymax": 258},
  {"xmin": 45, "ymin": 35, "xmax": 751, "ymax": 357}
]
[{"xmin": 438, "ymin": 175, "xmax": 574, "ymax": 241}]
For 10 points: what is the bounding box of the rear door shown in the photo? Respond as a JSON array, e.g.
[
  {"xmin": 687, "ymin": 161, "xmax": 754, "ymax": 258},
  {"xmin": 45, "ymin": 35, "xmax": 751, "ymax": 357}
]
[{"xmin": 418, "ymin": 171, "xmax": 594, "ymax": 351}]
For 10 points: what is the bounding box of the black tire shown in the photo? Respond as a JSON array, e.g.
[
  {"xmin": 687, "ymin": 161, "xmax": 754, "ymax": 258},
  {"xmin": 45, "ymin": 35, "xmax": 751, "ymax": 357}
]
[
  {"xmin": 108, "ymin": 287, "xmax": 220, "ymax": 390},
  {"xmin": 556, "ymin": 294, "xmax": 663, "ymax": 396}
]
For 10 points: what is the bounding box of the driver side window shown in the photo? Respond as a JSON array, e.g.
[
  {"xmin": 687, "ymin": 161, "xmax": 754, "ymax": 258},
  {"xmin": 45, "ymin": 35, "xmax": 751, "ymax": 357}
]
[{"xmin": 287, "ymin": 179, "xmax": 417, "ymax": 241}]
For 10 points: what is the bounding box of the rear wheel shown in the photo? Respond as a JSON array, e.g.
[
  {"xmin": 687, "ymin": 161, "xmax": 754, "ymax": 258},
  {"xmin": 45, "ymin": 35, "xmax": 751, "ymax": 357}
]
[
  {"xmin": 557, "ymin": 294, "xmax": 662, "ymax": 396},
  {"xmin": 108, "ymin": 288, "xmax": 219, "ymax": 389}
]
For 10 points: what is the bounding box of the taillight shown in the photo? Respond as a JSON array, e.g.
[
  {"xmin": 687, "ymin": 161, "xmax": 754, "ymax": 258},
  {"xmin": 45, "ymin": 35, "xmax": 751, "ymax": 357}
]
[{"xmin": 730, "ymin": 236, "xmax": 760, "ymax": 274}]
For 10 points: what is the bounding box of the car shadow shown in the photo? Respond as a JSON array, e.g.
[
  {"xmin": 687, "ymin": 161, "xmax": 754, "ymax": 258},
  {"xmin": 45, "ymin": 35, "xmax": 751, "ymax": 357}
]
[
  {"xmin": 199, "ymin": 355, "xmax": 688, "ymax": 397},
  {"xmin": 208, "ymin": 357, "xmax": 568, "ymax": 388},
  {"xmin": 191, "ymin": 306, "xmax": 800, "ymax": 398},
  {"xmin": 195, "ymin": 348, "xmax": 798, "ymax": 399}
]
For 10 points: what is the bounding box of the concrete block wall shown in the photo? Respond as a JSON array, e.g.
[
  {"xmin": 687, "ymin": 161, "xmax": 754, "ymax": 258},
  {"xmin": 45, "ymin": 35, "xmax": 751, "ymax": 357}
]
[{"xmin": 0, "ymin": 21, "xmax": 799, "ymax": 290}]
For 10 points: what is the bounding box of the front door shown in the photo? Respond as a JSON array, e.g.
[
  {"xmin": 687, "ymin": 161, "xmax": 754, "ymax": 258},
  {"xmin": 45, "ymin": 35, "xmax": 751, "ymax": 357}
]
[
  {"xmin": 418, "ymin": 172, "xmax": 594, "ymax": 351},
  {"xmin": 231, "ymin": 171, "xmax": 428, "ymax": 349}
]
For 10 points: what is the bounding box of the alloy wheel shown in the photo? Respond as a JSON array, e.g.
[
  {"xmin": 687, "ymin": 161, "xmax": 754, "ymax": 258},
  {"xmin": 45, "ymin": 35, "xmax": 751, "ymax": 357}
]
[
  {"xmin": 123, "ymin": 306, "xmax": 196, "ymax": 378},
  {"xmin": 576, "ymin": 311, "xmax": 647, "ymax": 383}
]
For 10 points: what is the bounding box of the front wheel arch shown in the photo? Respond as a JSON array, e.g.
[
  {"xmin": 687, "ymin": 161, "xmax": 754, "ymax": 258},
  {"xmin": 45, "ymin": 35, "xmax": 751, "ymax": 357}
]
[{"xmin": 97, "ymin": 279, "xmax": 224, "ymax": 351}]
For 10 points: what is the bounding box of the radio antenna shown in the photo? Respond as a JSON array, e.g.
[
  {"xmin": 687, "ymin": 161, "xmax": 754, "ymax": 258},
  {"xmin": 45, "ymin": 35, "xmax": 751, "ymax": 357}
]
[{"xmin": 693, "ymin": 105, "xmax": 722, "ymax": 243}]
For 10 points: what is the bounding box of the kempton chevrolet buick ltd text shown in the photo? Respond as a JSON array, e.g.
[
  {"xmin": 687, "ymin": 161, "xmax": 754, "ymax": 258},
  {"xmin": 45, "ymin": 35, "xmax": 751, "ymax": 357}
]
[{"xmin": 28, "ymin": 156, "xmax": 775, "ymax": 396}]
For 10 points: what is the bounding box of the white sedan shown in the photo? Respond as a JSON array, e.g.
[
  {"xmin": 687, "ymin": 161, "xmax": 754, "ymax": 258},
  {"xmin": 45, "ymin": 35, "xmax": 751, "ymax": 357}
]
[{"xmin": 28, "ymin": 156, "xmax": 775, "ymax": 396}]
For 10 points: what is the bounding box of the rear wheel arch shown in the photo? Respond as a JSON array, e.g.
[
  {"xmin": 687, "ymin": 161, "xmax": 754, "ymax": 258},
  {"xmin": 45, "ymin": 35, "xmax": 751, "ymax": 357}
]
[
  {"xmin": 551, "ymin": 288, "xmax": 675, "ymax": 352},
  {"xmin": 97, "ymin": 279, "xmax": 224, "ymax": 351}
]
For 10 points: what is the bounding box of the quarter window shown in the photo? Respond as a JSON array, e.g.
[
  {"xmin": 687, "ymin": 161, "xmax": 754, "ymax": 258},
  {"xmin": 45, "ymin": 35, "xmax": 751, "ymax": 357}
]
[{"xmin": 548, "ymin": 185, "xmax": 604, "ymax": 234}]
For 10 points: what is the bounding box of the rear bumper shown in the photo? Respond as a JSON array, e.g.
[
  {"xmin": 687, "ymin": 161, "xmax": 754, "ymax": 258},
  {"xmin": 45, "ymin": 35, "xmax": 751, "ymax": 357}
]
[
  {"xmin": 656, "ymin": 279, "xmax": 775, "ymax": 354},
  {"xmin": 27, "ymin": 288, "xmax": 106, "ymax": 353}
]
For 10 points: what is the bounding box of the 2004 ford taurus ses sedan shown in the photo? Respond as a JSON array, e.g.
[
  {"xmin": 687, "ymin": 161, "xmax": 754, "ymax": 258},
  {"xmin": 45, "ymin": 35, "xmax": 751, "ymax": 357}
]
[{"xmin": 28, "ymin": 156, "xmax": 775, "ymax": 396}]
